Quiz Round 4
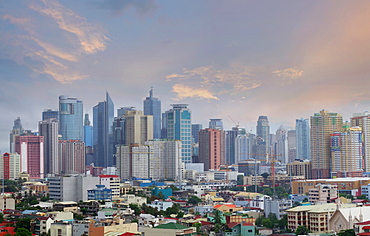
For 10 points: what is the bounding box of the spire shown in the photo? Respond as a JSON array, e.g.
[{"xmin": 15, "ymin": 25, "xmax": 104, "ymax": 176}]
[{"xmin": 149, "ymin": 86, "xmax": 153, "ymax": 98}]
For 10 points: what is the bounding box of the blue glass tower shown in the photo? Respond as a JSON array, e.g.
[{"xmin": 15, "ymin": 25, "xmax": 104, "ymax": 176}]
[
  {"xmin": 42, "ymin": 109, "xmax": 59, "ymax": 121},
  {"xmin": 93, "ymin": 92, "xmax": 114, "ymax": 167},
  {"xmin": 296, "ymin": 118, "xmax": 311, "ymax": 160},
  {"xmin": 165, "ymin": 104, "xmax": 192, "ymax": 163},
  {"xmin": 59, "ymin": 95, "xmax": 83, "ymax": 141},
  {"xmin": 143, "ymin": 87, "xmax": 161, "ymax": 139},
  {"xmin": 84, "ymin": 114, "xmax": 93, "ymax": 147}
]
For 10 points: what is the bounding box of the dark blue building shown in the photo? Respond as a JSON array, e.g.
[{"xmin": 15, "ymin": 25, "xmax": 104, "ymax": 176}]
[{"xmin": 143, "ymin": 87, "xmax": 161, "ymax": 139}]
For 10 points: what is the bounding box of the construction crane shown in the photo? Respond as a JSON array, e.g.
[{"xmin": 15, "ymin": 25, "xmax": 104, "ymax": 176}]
[{"xmin": 228, "ymin": 115, "xmax": 239, "ymax": 130}]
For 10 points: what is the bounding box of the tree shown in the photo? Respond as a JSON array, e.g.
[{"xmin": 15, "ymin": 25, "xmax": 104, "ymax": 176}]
[
  {"xmin": 129, "ymin": 204, "xmax": 141, "ymax": 216},
  {"xmin": 14, "ymin": 228, "xmax": 32, "ymax": 236},
  {"xmin": 176, "ymin": 211, "xmax": 184, "ymax": 218},
  {"xmin": 187, "ymin": 195, "xmax": 202, "ymax": 205},
  {"xmin": 15, "ymin": 218, "xmax": 31, "ymax": 231},
  {"xmin": 261, "ymin": 172, "xmax": 269, "ymax": 179},
  {"xmin": 357, "ymin": 195, "xmax": 368, "ymax": 200},
  {"xmin": 0, "ymin": 213, "xmax": 4, "ymax": 223},
  {"xmin": 295, "ymin": 225, "xmax": 310, "ymax": 235},
  {"xmin": 338, "ymin": 229, "xmax": 355, "ymax": 236},
  {"xmin": 237, "ymin": 175, "xmax": 244, "ymax": 185}
]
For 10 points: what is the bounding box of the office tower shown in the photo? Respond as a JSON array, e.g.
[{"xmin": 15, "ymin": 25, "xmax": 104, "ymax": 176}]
[
  {"xmin": 116, "ymin": 144, "xmax": 150, "ymax": 179},
  {"xmin": 256, "ymin": 116, "xmax": 270, "ymax": 156},
  {"xmin": 296, "ymin": 118, "xmax": 311, "ymax": 160},
  {"xmin": 124, "ymin": 110, "xmax": 153, "ymax": 145},
  {"xmin": 209, "ymin": 119, "xmax": 223, "ymax": 130},
  {"xmin": 42, "ymin": 109, "xmax": 59, "ymax": 121},
  {"xmin": 9, "ymin": 117, "xmax": 24, "ymax": 153},
  {"xmin": 59, "ymin": 95, "xmax": 83, "ymax": 141},
  {"xmin": 93, "ymin": 92, "xmax": 114, "ymax": 167},
  {"xmin": 113, "ymin": 116, "xmax": 125, "ymax": 147},
  {"xmin": 198, "ymin": 128, "xmax": 225, "ymax": 171},
  {"xmin": 235, "ymin": 134, "xmax": 253, "ymax": 162},
  {"xmin": 15, "ymin": 136, "xmax": 44, "ymax": 179},
  {"xmin": 310, "ymin": 110, "xmax": 343, "ymax": 179},
  {"xmin": 165, "ymin": 104, "xmax": 192, "ymax": 163},
  {"xmin": 330, "ymin": 127, "xmax": 363, "ymax": 177},
  {"xmin": 351, "ymin": 112, "xmax": 370, "ymax": 172},
  {"xmin": 225, "ymin": 128, "xmax": 239, "ymax": 165},
  {"xmin": 287, "ymin": 130, "xmax": 297, "ymax": 163},
  {"xmin": 143, "ymin": 87, "xmax": 161, "ymax": 139},
  {"xmin": 58, "ymin": 140, "xmax": 85, "ymax": 174},
  {"xmin": 83, "ymin": 114, "xmax": 93, "ymax": 147},
  {"xmin": 161, "ymin": 113, "xmax": 168, "ymax": 139},
  {"xmin": 191, "ymin": 124, "xmax": 203, "ymax": 143},
  {"xmin": 0, "ymin": 153, "xmax": 20, "ymax": 180},
  {"xmin": 117, "ymin": 107, "xmax": 135, "ymax": 117},
  {"xmin": 38, "ymin": 118, "xmax": 59, "ymax": 175},
  {"xmin": 275, "ymin": 125, "xmax": 288, "ymax": 164}
]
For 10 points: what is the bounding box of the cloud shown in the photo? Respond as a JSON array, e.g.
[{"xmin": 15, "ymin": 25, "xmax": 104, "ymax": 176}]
[
  {"xmin": 273, "ymin": 68, "xmax": 303, "ymax": 79},
  {"xmin": 172, "ymin": 84, "xmax": 219, "ymax": 100},
  {"xmin": 29, "ymin": 0, "xmax": 109, "ymax": 54},
  {"xmin": 90, "ymin": 0, "xmax": 158, "ymax": 16}
]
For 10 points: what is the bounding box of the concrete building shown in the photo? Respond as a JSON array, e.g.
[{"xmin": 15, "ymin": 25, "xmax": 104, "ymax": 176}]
[
  {"xmin": 58, "ymin": 140, "xmax": 85, "ymax": 174},
  {"xmin": 329, "ymin": 206, "xmax": 370, "ymax": 234},
  {"xmin": 143, "ymin": 222, "xmax": 195, "ymax": 236},
  {"xmin": 99, "ymin": 175, "xmax": 120, "ymax": 198},
  {"xmin": 50, "ymin": 221, "xmax": 72, "ymax": 236},
  {"xmin": 199, "ymin": 128, "xmax": 225, "ymax": 171},
  {"xmin": 331, "ymin": 126, "xmax": 363, "ymax": 177},
  {"xmin": 191, "ymin": 124, "xmax": 202, "ymax": 144},
  {"xmin": 264, "ymin": 199, "xmax": 292, "ymax": 219},
  {"xmin": 59, "ymin": 95, "xmax": 83, "ymax": 141},
  {"xmin": 256, "ymin": 116, "xmax": 270, "ymax": 159},
  {"xmin": 0, "ymin": 197, "xmax": 15, "ymax": 210},
  {"xmin": 286, "ymin": 159, "xmax": 312, "ymax": 179},
  {"xmin": 0, "ymin": 153, "xmax": 20, "ymax": 180},
  {"xmin": 275, "ymin": 125, "xmax": 288, "ymax": 164},
  {"xmin": 39, "ymin": 118, "xmax": 59, "ymax": 175},
  {"xmin": 116, "ymin": 144, "xmax": 150, "ymax": 179},
  {"xmin": 287, "ymin": 130, "xmax": 297, "ymax": 163},
  {"xmin": 311, "ymin": 110, "xmax": 343, "ymax": 179},
  {"xmin": 144, "ymin": 87, "xmax": 161, "ymax": 139},
  {"xmin": 125, "ymin": 110, "xmax": 153, "ymax": 145},
  {"xmin": 309, "ymin": 184, "xmax": 338, "ymax": 205},
  {"xmin": 87, "ymin": 185, "xmax": 112, "ymax": 201},
  {"xmin": 238, "ymin": 160, "xmax": 260, "ymax": 176},
  {"xmin": 9, "ymin": 117, "xmax": 24, "ymax": 153},
  {"xmin": 148, "ymin": 200, "xmax": 173, "ymax": 211},
  {"xmin": 225, "ymin": 128, "xmax": 239, "ymax": 165},
  {"xmin": 351, "ymin": 112, "xmax": 370, "ymax": 172},
  {"xmin": 49, "ymin": 175, "xmax": 99, "ymax": 202},
  {"xmin": 296, "ymin": 118, "xmax": 310, "ymax": 160},
  {"xmin": 165, "ymin": 104, "xmax": 192, "ymax": 163},
  {"xmin": 15, "ymin": 135, "xmax": 44, "ymax": 179}
]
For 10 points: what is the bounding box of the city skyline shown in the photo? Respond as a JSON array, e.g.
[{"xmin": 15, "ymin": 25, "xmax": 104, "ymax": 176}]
[{"xmin": 1, "ymin": 1, "xmax": 370, "ymax": 152}]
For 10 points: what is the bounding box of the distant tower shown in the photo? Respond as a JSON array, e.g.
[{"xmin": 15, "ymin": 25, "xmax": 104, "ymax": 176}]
[
  {"xmin": 275, "ymin": 125, "xmax": 288, "ymax": 164},
  {"xmin": 93, "ymin": 92, "xmax": 114, "ymax": 167},
  {"xmin": 84, "ymin": 114, "xmax": 93, "ymax": 147},
  {"xmin": 165, "ymin": 104, "xmax": 192, "ymax": 163},
  {"xmin": 256, "ymin": 116, "xmax": 270, "ymax": 160},
  {"xmin": 0, "ymin": 153, "xmax": 20, "ymax": 180},
  {"xmin": 311, "ymin": 110, "xmax": 343, "ymax": 179},
  {"xmin": 143, "ymin": 87, "xmax": 161, "ymax": 139},
  {"xmin": 15, "ymin": 136, "xmax": 44, "ymax": 179},
  {"xmin": 117, "ymin": 107, "xmax": 135, "ymax": 117},
  {"xmin": 124, "ymin": 110, "xmax": 153, "ymax": 145},
  {"xmin": 296, "ymin": 118, "xmax": 310, "ymax": 160},
  {"xmin": 198, "ymin": 128, "xmax": 225, "ymax": 171},
  {"xmin": 287, "ymin": 130, "xmax": 297, "ymax": 163},
  {"xmin": 42, "ymin": 109, "xmax": 59, "ymax": 121},
  {"xmin": 9, "ymin": 117, "xmax": 24, "ymax": 153},
  {"xmin": 209, "ymin": 119, "xmax": 223, "ymax": 130},
  {"xmin": 191, "ymin": 124, "xmax": 203, "ymax": 143},
  {"xmin": 351, "ymin": 112, "xmax": 370, "ymax": 172},
  {"xmin": 59, "ymin": 140, "xmax": 85, "ymax": 174},
  {"xmin": 59, "ymin": 95, "xmax": 83, "ymax": 141},
  {"xmin": 39, "ymin": 118, "xmax": 59, "ymax": 175}
]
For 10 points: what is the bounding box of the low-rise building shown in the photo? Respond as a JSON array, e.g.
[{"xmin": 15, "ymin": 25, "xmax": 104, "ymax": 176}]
[
  {"xmin": 309, "ymin": 184, "xmax": 338, "ymax": 205},
  {"xmin": 99, "ymin": 175, "xmax": 120, "ymax": 198},
  {"xmin": 148, "ymin": 200, "xmax": 173, "ymax": 211},
  {"xmin": 328, "ymin": 206, "xmax": 370, "ymax": 233},
  {"xmin": 143, "ymin": 222, "xmax": 196, "ymax": 236},
  {"xmin": 50, "ymin": 221, "xmax": 72, "ymax": 236},
  {"xmin": 30, "ymin": 217, "xmax": 54, "ymax": 235},
  {"xmin": 87, "ymin": 185, "xmax": 112, "ymax": 201},
  {"xmin": 0, "ymin": 197, "xmax": 15, "ymax": 210}
]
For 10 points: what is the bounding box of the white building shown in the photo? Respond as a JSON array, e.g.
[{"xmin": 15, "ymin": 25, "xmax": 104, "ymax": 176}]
[
  {"xmin": 309, "ymin": 184, "xmax": 338, "ymax": 205},
  {"xmin": 99, "ymin": 175, "xmax": 120, "ymax": 198},
  {"xmin": 0, "ymin": 153, "xmax": 20, "ymax": 180},
  {"xmin": 148, "ymin": 200, "xmax": 173, "ymax": 211}
]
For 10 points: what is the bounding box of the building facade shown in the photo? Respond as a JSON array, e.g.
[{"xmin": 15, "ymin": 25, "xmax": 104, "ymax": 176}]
[
  {"xmin": 15, "ymin": 136, "xmax": 44, "ymax": 179},
  {"xmin": 39, "ymin": 118, "xmax": 59, "ymax": 175},
  {"xmin": 351, "ymin": 112, "xmax": 370, "ymax": 172},
  {"xmin": 0, "ymin": 153, "xmax": 20, "ymax": 180},
  {"xmin": 296, "ymin": 118, "xmax": 311, "ymax": 160},
  {"xmin": 124, "ymin": 110, "xmax": 153, "ymax": 145},
  {"xmin": 59, "ymin": 95, "xmax": 83, "ymax": 141},
  {"xmin": 199, "ymin": 128, "xmax": 225, "ymax": 171},
  {"xmin": 144, "ymin": 87, "xmax": 161, "ymax": 139},
  {"xmin": 58, "ymin": 140, "xmax": 85, "ymax": 174}
]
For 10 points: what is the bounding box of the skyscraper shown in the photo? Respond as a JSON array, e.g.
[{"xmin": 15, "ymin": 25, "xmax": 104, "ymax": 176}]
[
  {"xmin": 143, "ymin": 87, "xmax": 161, "ymax": 139},
  {"xmin": 0, "ymin": 153, "xmax": 20, "ymax": 180},
  {"xmin": 38, "ymin": 118, "xmax": 59, "ymax": 175},
  {"xmin": 59, "ymin": 140, "xmax": 85, "ymax": 174},
  {"xmin": 191, "ymin": 124, "xmax": 203, "ymax": 143},
  {"xmin": 165, "ymin": 104, "xmax": 192, "ymax": 163},
  {"xmin": 15, "ymin": 136, "xmax": 44, "ymax": 179},
  {"xmin": 351, "ymin": 112, "xmax": 370, "ymax": 172},
  {"xmin": 93, "ymin": 92, "xmax": 114, "ymax": 167},
  {"xmin": 287, "ymin": 130, "xmax": 297, "ymax": 163},
  {"xmin": 198, "ymin": 128, "xmax": 225, "ymax": 170},
  {"xmin": 310, "ymin": 110, "xmax": 343, "ymax": 179},
  {"xmin": 83, "ymin": 114, "xmax": 93, "ymax": 147},
  {"xmin": 124, "ymin": 110, "xmax": 153, "ymax": 145},
  {"xmin": 256, "ymin": 116, "xmax": 270, "ymax": 156},
  {"xmin": 275, "ymin": 125, "xmax": 288, "ymax": 164},
  {"xmin": 59, "ymin": 95, "xmax": 83, "ymax": 141},
  {"xmin": 42, "ymin": 109, "xmax": 59, "ymax": 121},
  {"xmin": 296, "ymin": 118, "xmax": 310, "ymax": 160},
  {"xmin": 225, "ymin": 129, "xmax": 239, "ymax": 165},
  {"xmin": 209, "ymin": 119, "xmax": 223, "ymax": 130},
  {"xmin": 9, "ymin": 117, "xmax": 24, "ymax": 153}
]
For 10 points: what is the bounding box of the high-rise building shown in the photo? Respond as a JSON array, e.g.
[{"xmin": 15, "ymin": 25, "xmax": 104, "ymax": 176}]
[
  {"xmin": 330, "ymin": 126, "xmax": 363, "ymax": 176},
  {"xmin": 287, "ymin": 130, "xmax": 297, "ymax": 163},
  {"xmin": 235, "ymin": 134, "xmax": 254, "ymax": 162},
  {"xmin": 124, "ymin": 110, "xmax": 153, "ymax": 145},
  {"xmin": 9, "ymin": 117, "xmax": 24, "ymax": 153},
  {"xmin": 83, "ymin": 114, "xmax": 93, "ymax": 147},
  {"xmin": 225, "ymin": 128, "xmax": 241, "ymax": 165},
  {"xmin": 209, "ymin": 119, "xmax": 223, "ymax": 130},
  {"xmin": 42, "ymin": 109, "xmax": 59, "ymax": 121},
  {"xmin": 286, "ymin": 159, "xmax": 312, "ymax": 179},
  {"xmin": 275, "ymin": 125, "xmax": 288, "ymax": 164},
  {"xmin": 198, "ymin": 128, "xmax": 225, "ymax": 171},
  {"xmin": 296, "ymin": 118, "xmax": 311, "ymax": 160},
  {"xmin": 256, "ymin": 116, "xmax": 270, "ymax": 156},
  {"xmin": 0, "ymin": 153, "xmax": 20, "ymax": 180},
  {"xmin": 143, "ymin": 87, "xmax": 161, "ymax": 139},
  {"xmin": 15, "ymin": 136, "xmax": 44, "ymax": 179},
  {"xmin": 351, "ymin": 112, "xmax": 370, "ymax": 172},
  {"xmin": 93, "ymin": 92, "xmax": 114, "ymax": 167},
  {"xmin": 161, "ymin": 113, "xmax": 168, "ymax": 139},
  {"xmin": 113, "ymin": 116, "xmax": 125, "ymax": 147},
  {"xmin": 59, "ymin": 140, "xmax": 85, "ymax": 174},
  {"xmin": 165, "ymin": 104, "xmax": 192, "ymax": 163},
  {"xmin": 310, "ymin": 110, "xmax": 343, "ymax": 179},
  {"xmin": 116, "ymin": 144, "xmax": 150, "ymax": 179},
  {"xmin": 117, "ymin": 107, "xmax": 135, "ymax": 117},
  {"xmin": 191, "ymin": 124, "xmax": 202, "ymax": 143},
  {"xmin": 59, "ymin": 95, "xmax": 83, "ymax": 141},
  {"xmin": 38, "ymin": 118, "xmax": 59, "ymax": 175}
]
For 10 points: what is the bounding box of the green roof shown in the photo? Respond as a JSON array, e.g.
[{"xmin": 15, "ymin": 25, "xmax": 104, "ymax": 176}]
[{"xmin": 154, "ymin": 222, "xmax": 189, "ymax": 230}]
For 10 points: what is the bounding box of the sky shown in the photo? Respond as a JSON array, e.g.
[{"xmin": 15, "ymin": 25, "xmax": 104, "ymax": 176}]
[{"xmin": 1, "ymin": 0, "xmax": 370, "ymax": 152}]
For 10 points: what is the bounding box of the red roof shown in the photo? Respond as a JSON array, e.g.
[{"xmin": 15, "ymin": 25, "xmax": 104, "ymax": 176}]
[
  {"xmin": 119, "ymin": 233, "xmax": 137, "ymax": 236},
  {"xmin": 98, "ymin": 175, "xmax": 119, "ymax": 178},
  {"xmin": 358, "ymin": 233, "xmax": 370, "ymax": 236},
  {"xmin": 227, "ymin": 222, "xmax": 239, "ymax": 228},
  {"xmin": 214, "ymin": 204, "xmax": 237, "ymax": 209},
  {"xmin": 242, "ymin": 223, "xmax": 254, "ymax": 226},
  {"xmin": 363, "ymin": 226, "xmax": 370, "ymax": 230},
  {"xmin": 0, "ymin": 226, "xmax": 15, "ymax": 235},
  {"xmin": 356, "ymin": 220, "xmax": 370, "ymax": 225}
]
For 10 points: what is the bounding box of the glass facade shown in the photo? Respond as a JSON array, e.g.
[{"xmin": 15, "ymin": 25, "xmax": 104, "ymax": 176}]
[
  {"xmin": 296, "ymin": 118, "xmax": 311, "ymax": 160},
  {"xmin": 59, "ymin": 95, "xmax": 83, "ymax": 141},
  {"xmin": 143, "ymin": 87, "xmax": 161, "ymax": 139}
]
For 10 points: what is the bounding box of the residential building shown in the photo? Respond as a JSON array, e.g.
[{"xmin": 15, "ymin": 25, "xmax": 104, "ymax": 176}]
[
  {"xmin": 144, "ymin": 87, "xmax": 161, "ymax": 139},
  {"xmin": 93, "ymin": 92, "xmax": 114, "ymax": 167},
  {"xmin": 225, "ymin": 222, "xmax": 255, "ymax": 236},
  {"xmin": 309, "ymin": 184, "xmax": 338, "ymax": 205},
  {"xmin": 125, "ymin": 110, "xmax": 153, "ymax": 145},
  {"xmin": 351, "ymin": 112, "xmax": 370, "ymax": 172},
  {"xmin": 274, "ymin": 125, "xmax": 288, "ymax": 164},
  {"xmin": 72, "ymin": 221, "xmax": 93, "ymax": 236},
  {"xmin": 143, "ymin": 222, "xmax": 195, "ymax": 236},
  {"xmin": 311, "ymin": 110, "xmax": 343, "ymax": 179},
  {"xmin": 165, "ymin": 104, "xmax": 192, "ymax": 163},
  {"xmin": 48, "ymin": 175, "xmax": 99, "ymax": 202},
  {"xmin": 287, "ymin": 159, "xmax": 312, "ymax": 179},
  {"xmin": 0, "ymin": 197, "xmax": 15, "ymax": 210},
  {"xmin": 58, "ymin": 140, "xmax": 85, "ymax": 174},
  {"xmin": 296, "ymin": 118, "xmax": 311, "ymax": 160},
  {"xmin": 50, "ymin": 221, "xmax": 72, "ymax": 236},
  {"xmin": 88, "ymin": 220, "xmax": 138, "ymax": 236},
  {"xmin": 287, "ymin": 130, "xmax": 297, "ymax": 163},
  {"xmin": 59, "ymin": 95, "xmax": 83, "ymax": 141},
  {"xmin": 30, "ymin": 217, "xmax": 54, "ymax": 236},
  {"xmin": 0, "ymin": 153, "xmax": 20, "ymax": 180},
  {"xmin": 15, "ymin": 135, "xmax": 44, "ymax": 179},
  {"xmin": 121, "ymin": 194, "xmax": 147, "ymax": 205},
  {"xmin": 39, "ymin": 118, "xmax": 59, "ymax": 175},
  {"xmin": 199, "ymin": 128, "xmax": 225, "ymax": 171},
  {"xmin": 116, "ymin": 144, "xmax": 150, "ymax": 179},
  {"xmin": 209, "ymin": 119, "xmax": 223, "ymax": 130},
  {"xmin": 148, "ymin": 200, "xmax": 173, "ymax": 211},
  {"xmin": 99, "ymin": 175, "xmax": 120, "ymax": 198}
]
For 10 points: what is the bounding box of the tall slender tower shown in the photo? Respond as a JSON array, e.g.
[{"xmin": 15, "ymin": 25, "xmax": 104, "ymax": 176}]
[
  {"xmin": 124, "ymin": 110, "xmax": 153, "ymax": 145},
  {"xmin": 10, "ymin": 117, "xmax": 24, "ymax": 153},
  {"xmin": 165, "ymin": 104, "xmax": 192, "ymax": 163},
  {"xmin": 143, "ymin": 87, "xmax": 161, "ymax": 139},
  {"xmin": 59, "ymin": 95, "xmax": 83, "ymax": 141},
  {"xmin": 256, "ymin": 116, "xmax": 270, "ymax": 161},
  {"xmin": 39, "ymin": 118, "xmax": 59, "ymax": 175},
  {"xmin": 351, "ymin": 112, "xmax": 370, "ymax": 172},
  {"xmin": 93, "ymin": 92, "xmax": 114, "ymax": 167},
  {"xmin": 311, "ymin": 110, "xmax": 343, "ymax": 179},
  {"xmin": 296, "ymin": 118, "xmax": 311, "ymax": 160},
  {"xmin": 198, "ymin": 128, "xmax": 225, "ymax": 171}
]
